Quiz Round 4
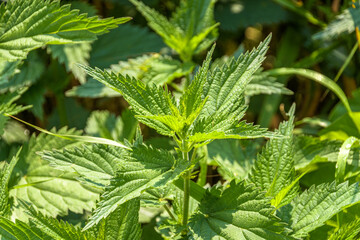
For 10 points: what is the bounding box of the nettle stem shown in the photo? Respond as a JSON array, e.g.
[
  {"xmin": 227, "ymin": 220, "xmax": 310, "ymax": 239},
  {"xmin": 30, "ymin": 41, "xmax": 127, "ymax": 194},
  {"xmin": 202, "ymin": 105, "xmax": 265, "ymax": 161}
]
[{"xmin": 182, "ymin": 140, "xmax": 191, "ymax": 226}]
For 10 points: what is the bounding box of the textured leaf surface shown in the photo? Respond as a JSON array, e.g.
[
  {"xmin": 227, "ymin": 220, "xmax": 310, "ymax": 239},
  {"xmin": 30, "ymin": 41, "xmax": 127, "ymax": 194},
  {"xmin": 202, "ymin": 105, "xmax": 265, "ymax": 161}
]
[
  {"xmin": 207, "ymin": 139, "xmax": 257, "ymax": 180},
  {"xmin": 188, "ymin": 181, "xmax": 287, "ymax": 240},
  {"xmin": 249, "ymin": 105, "xmax": 297, "ymax": 205},
  {"xmin": 20, "ymin": 202, "xmax": 91, "ymax": 240},
  {"xmin": 293, "ymin": 136, "xmax": 360, "ymax": 170},
  {"xmin": 329, "ymin": 218, "xmax": 360, "ymax": 240},
  {"xmin": 81, "ymin": 66, "xmax": 176, "ymax": 136},
  {"xmin": 11, "ymin": 128, "xmax": 99, "ymax": 218},
  {"xmin": 278, "ymin": 181, "xmax": 360, "ymax": 238},
  {"xmin": 130, "ymin": 0, "xmax": 217, "ymax": 60},
  {"xmin": 41, "ymin": 144, "xmax": 125, "ymax": 187},
  {"xmin": 0, "ymin": 217, "xmax": 44, "ymax": 240},
  {"xmin": 0, "ymin": 0, "xmax": 130, "ymax": 61},
  {"xmin": 94, "ymin": 198, "xmax": 142, "ymax": 240},
  {"xmin": 84, "ymin": 144, "xmax": 190, "ymax": 230}
]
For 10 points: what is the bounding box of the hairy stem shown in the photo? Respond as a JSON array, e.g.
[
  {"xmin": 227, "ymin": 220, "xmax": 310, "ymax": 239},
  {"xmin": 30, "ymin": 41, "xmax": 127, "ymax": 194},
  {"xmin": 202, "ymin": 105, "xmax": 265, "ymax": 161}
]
[{"xmin": 182, "ymin": 140, "xmax": 190, "ymax": 226}]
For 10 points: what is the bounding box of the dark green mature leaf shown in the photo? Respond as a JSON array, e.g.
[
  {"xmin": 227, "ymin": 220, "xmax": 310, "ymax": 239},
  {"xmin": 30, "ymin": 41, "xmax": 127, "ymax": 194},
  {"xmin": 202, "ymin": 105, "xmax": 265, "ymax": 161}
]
[
  {"xmin": 94, "ymin": 198, "xmax": 142, "ymax": 240},
  {"xmin": 0, "ymin": 149, "xmax": 20, "ymax": 217},
  {"xmin": 48, "ymin": 43, "xmax": 91, "ymax": 84},
  {"xmin": 215, "ymin": 0, "xmax": 289, "ymax": 31},
  {"xmin": 278, "ymin": 181, "xmax": 360, "ymax": 238},
  {"xmin": 0, "ymin": 0, "xmax": 130, "ymax": 62},
  {"xmin": 80, "ymin": 65, "xmax": 176, "ymax": 136},
  {"xmin": 249, "ymin": 105, "xmax": 297, "ymax": 205},
  {"xmin": 11, "ymin": 128, "xmax": 99, "ymax": 218},
  {"xmin": 130, "ymin": 0, "xmax": 218, "ymax": 61},
  {"xmin": 188, "ymin": 181, "xmax": 287, "ymax": 240},
  {"xmin": 313, "ymin": 2, "xmax": 360, "ymax": 41},
  {"xmin": 90, "ymin": 24, "xmax": 164, "ymax": 69},
  {"xmin": 83, "ymin": 144, "xmax": 190, "ymax": 230}
]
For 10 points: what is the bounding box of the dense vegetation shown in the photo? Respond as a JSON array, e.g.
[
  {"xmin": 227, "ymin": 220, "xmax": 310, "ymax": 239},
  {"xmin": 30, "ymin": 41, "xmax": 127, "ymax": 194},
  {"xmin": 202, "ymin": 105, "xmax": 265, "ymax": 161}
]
[{"xmin": 1, "ymin": 0, "xmax": 360, "ymax": 239}]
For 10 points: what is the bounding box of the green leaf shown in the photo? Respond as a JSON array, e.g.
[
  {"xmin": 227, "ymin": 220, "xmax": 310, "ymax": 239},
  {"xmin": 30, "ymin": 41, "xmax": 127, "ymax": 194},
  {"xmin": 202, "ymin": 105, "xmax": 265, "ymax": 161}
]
[
  {"xmin": 188, "ymin": 181, "xmax": 288, "ymax": 240},
  {"xmin": 0, "ymin": 89, "xmax": 31, "ymax": 115},
  {"xmin": 83, "ymin": 144, "xmax": 190, "ymax": 230},
  {"xmin": 66, "ymin": 79, "xmax": 119, "ymax": 98},
  {"xmin": 313, "ymin": 2, "xmax": 360, "ymax": 41},
  {"xmin": 336, "ymin": 136, "xmax": 359, "ymax": 183},
  {"xmin": 0, "ymin": 52, "xmax": 45, "ymax": 92},
  {"xmin": 19, "ymin": 201, "xmax": 91, "ymax": 240},
  {"xmin": 319, "ymin": 112, "xmax": 360, "ymax": 141},
  {"xmin": 48, "ymin": 43, "xmax": 91, "ymax": 84},
  {"xmin": 41, "ymin": 144, "xmax": 125, "ymax": 187},
  {"xmin": 208, "ymin": 139, "xmax": 258, "ymax": 180},
  {"xmin": 277, "ymin": 181, "xmax": 360, "ymax": 238},
  {"xmin": 249, "ymin": 104, "xmax": 297, "ymax": 205},
  {"xmin": 130, "ymin": 0, "xmax": 218, "ymax": 61},
  {"xmin": 11, "ymin": 128, "xmax": 99, "ymax": 218},
  {"xmin": 246, "ymin": 71, "xmax": 293, "ymax": 97},
  {"xmin": 90, "ymin": 24, "xmax": 164, "ymax": 69},
  {"xmin": 0, "ymin": 149, "xmax": 21, "ymax": 218},
  {"xmin": 85, "ymin": 110, "xmax": 137, "ymax": 142},
  {"xmin": 0, "ymin": 0, "xmax": 130, "ymax": 62},
  {"xmin": 200, "ymin": 36, "xmax": 271, "ymax": 118},
  {"xmin": 267, "ymin": 68, "xmax": 351, "ymax": 113},
  {"xmin": 0, "ymin": 217, "xmax": 44, "ymax": 240},
  {"xmin": 93, "ymin": 198, "xmax": 142, "ymax": 240},
  {"xmin": 329, "ymin": 218, "xmax": 360, "ymax": 240},
  {"xmin": 80, "ymin": 66, "xmax": 176, "ymax": 136}
]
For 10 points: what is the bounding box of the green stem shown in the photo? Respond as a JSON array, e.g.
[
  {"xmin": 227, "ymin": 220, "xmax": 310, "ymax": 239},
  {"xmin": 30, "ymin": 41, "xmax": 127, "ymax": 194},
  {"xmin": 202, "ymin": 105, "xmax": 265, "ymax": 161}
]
[
  {"xmin": 197, "ymin": 146, "xmax": 208, "ymax": 186},
  {"xmin": 182, "ymin": 140, "xmax": 190, "ymax": 226},
  {"xmin": 164, "ymin": 204, "xmax": 176, "ymax": 221}
]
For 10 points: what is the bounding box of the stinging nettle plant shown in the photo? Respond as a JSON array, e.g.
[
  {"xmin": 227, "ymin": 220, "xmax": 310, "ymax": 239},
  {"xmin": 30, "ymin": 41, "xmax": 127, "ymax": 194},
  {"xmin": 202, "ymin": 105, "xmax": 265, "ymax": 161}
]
[{"xmin": 2, "ymin": 0, "xmax": 360, "ymax": 240}]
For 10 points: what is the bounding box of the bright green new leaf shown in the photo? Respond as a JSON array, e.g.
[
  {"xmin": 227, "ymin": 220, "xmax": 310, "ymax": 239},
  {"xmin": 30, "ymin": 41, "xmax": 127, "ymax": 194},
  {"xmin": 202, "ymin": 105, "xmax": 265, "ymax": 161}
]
[
  {"xmin": 249, "ymin": 104, "xmax": 297, "ymax": 206},
  {"xmin": 336, "ymin": 136, "xmax": 359, "ymax": 183},
  {"xmin": 188, "ymin": 181, "xmax": 288, "ymax": 240},
  {"xmin": 130, "ymin": 0, "xmax": 218, "ymax": 61},
  {"xmin": 83, "ymin": 144, "xmax": 190, "ymax": 230},
  {"xmin": 0, "ymin": 0, "xmax": 130, "ymax": 62},
  {"xmin": 277, "ymin": 181, "xmax": 360, "ymax": 238}
]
